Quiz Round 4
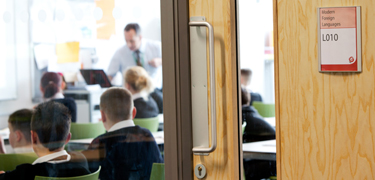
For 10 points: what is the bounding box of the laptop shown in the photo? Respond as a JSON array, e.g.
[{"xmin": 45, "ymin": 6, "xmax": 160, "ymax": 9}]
[{"xmin": 79, "ymin": 69, "xmax": 112, "ymax": 88}]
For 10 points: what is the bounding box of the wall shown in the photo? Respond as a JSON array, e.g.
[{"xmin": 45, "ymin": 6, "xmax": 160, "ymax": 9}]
[
  {"xmin": 0, "ymin": 0, "xmax": 162, "ymax": 128},
  {"xmin": 93, "ymin": 0, "xmax": 161, "ymax": 71},
  {"xmin": 275, "ymin": 0, "xmax": 375, "ymax": 179},
  {"xmin": 238, "ymin": 0, "xmax": 274, "ymax": 103},
  {"xmin": 0, "ymin": 0, "xmax": 36, "ymax": 129}
]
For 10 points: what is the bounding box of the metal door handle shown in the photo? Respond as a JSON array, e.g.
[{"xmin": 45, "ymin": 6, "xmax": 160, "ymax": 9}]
[{"xmin": 189, "ymin": 20, "xmax": 217, "ymax": 154}]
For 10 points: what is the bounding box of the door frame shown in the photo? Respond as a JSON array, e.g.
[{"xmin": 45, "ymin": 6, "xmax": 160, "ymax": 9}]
[
  {"xmin": 273, "ymin": 0, "xmax": 281, "ymax": 178},
  {"xmin": 161, "ymin": 0, "xmax": 193, "ymax": 179}
]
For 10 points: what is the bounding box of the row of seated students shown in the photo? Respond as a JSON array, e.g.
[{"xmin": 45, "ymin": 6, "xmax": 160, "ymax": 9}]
[
  {"xmin": 39, "ymin": 66, "xmax": 163, "ymax": 124},
  {"xmin": 241, "ymin": 88, "xmax": 276, "ymax": 180},
  {"xmin": 0, "ymin": 87, "xmax": 163, "ymax": 180}
]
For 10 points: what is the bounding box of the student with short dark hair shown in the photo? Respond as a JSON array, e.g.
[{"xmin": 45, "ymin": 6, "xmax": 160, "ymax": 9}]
[
  {"xmin": 240, "ymin": 68, "xmax": 263, "ymax": 105},
  {"xmin": 82, "ymin": 87, "xmax": 163, "ymax": 180},
  {"xmin": 0, "ymin": 109, "xmax": 33, "ymax": 154},
  {"xmin": 0, "ymin": 101, "xmax": 90, "ymax": 180}
]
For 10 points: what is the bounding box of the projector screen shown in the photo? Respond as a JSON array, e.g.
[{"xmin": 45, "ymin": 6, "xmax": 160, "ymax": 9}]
[{"xmin": 0, "ymin": 0, "xmax": 17, "ymax": 101}]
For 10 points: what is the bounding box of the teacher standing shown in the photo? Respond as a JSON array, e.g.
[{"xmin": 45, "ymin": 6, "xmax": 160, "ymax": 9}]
[{"xmin": 107, "ymin": 23, "xmax": 163, "ymax": 89}]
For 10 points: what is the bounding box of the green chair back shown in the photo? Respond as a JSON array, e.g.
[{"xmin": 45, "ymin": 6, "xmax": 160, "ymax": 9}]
[
  {"xmin": 0, "ymin": 152, "xmax": 38, "ymax": 171},
  {"xmin": 133, "ymin": 117, "xmax": 159, "ymax": 133},
  {"xmin": 150, "ymin": 163, "xmax": 165, "ymax": 180},
  {"xmin": 70, "ymin": 122, "xmax": 106, "ymax": 140},
  {"xmin": 34, "ymin": 166, "xmax": 101, "ymax": 180},
  {"xmin": 252, "ymin": 102, "xmax": 275, "ymax": 118}
]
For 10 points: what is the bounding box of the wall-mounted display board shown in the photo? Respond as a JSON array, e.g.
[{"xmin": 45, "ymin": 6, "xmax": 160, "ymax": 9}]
[{"xmin": 318, "ymin": 6, "xmax": 361, "ymax": 72}]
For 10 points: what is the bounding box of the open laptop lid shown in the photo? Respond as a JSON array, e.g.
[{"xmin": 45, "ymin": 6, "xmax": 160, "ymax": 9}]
[{"xmin": 79, "ymin": 69, "xmax": 112, "ymax": 88}]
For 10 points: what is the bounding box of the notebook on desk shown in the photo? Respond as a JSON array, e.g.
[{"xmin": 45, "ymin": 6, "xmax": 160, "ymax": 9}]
[{"xmin": 80, "ymin": 69, "xmax": 112, "ymax": 88}]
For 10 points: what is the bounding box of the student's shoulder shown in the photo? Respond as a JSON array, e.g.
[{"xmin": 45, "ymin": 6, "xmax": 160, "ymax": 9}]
[
  {"xmin": 53, "ymin": 97, "xmax": 75, "ymax": 105},
  {"xmin": 131, "ymin": 126, "xmax": 155, "ymax": 139},
  {"xmin": 111, "ymin": 126, "xmax": 154, "ymax": 139},
  {"xmin": 0, "ymin": 163, "xmax": 36, "ymax": 180},
  {"xmin": 63, "ymin": 97, "xmax": 76, "ymax": 104}
]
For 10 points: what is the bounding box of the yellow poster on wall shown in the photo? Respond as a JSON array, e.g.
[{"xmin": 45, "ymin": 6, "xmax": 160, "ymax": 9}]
[
  {"xmin": 96, "ymin": 0, "xmax": 116, "ymax": 39},
  {"xmin": 56, "ymin": 42, "xmax": 80, "ymax": 63}
]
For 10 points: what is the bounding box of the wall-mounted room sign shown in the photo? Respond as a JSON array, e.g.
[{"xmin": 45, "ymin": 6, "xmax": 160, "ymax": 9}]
[{"xmin": 318, "ymin": 6, "xmax": 361, "ymax": 72}]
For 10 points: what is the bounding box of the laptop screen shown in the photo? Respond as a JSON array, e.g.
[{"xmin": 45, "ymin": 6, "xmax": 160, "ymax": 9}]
[{"xmin": 80, "ymin": 69, "xmax": 112, "ymax": 88}]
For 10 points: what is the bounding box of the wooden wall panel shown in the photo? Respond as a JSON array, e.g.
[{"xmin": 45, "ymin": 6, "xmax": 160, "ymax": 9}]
[
  {"xmin": 275, "ymin": 0, "xmax": 375, "ymax": 179},
  {"xmin": 189, "ymin": 0, "xmax": 239, "ymax": 179}
]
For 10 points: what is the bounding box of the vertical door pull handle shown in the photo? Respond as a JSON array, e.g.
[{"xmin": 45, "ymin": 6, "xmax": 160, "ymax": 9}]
[{"xmin": 189, "ymin": 20, "xmax": 217, "ymax": 154}]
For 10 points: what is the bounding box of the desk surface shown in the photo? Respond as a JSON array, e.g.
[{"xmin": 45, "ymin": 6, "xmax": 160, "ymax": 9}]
[
  {"xmin": 0, "ymin": 128, "xmax": 9, "ymax": 140},
  {"xmin": 243, "ymin": 140, "xmax": 276, "ymax": 161},
  {"xmin": 243, "ymin": 140, "xmax": 276, "ymax": 153},
  {"xmin": 69, "ymin": 131, "xmax": 164, "ymax": 145}
]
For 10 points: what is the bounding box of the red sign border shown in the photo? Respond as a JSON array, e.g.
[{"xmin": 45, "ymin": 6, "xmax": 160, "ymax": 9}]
[{"xmin": 319, "ymin": 6, "xmax": 361, "ymax": 72}]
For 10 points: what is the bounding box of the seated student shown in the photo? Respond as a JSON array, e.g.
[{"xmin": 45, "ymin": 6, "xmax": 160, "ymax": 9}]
[
  {"xmin": 150, "ymin": 88, "xmax": 163, "ymax": 114},
  {"xmin": 82, "ymin": 87, "xmax": 163, "ymax": 180},
  {"xmin": 240, "ymin": 69, "xmax": 263, "ymax": 106},
  {"xmin": 0, "ymin": 101, "xmax": 90, "ymax": 180},
  {"xmin": 40, "ymin": 72, "xmax": 77, "ymax": 122},
  {"xmin": 241, "ymin": 88, "xmax": 275, "ymax": 142},
  {"xmin": 124, "ymin": 66, "xmax": 160, "ymax": 118},
  {"xmin": 0, "ymin": 109, "xmax": 34, "ymax": 154},
  {"xmin": 241, "ymin": 88, "xmax": 276, "ymax": 180}
]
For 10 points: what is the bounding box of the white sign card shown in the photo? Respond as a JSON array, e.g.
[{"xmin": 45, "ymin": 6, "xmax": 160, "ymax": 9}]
[{"xmin": 318, "ymin": 6, "xmax": 361, "ymax": 72}]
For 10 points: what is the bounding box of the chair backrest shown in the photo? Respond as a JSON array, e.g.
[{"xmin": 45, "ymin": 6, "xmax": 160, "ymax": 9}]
[
  {"xmin": 252, "ymin": 102, "xmax": 275, "ymax": 118},
  {"xmin": 133, "ymin": 117, "xmax": 159, "ymax": 132},
  {"xmin": 0, "ymin": 152, "xmax": 38, "ymax": 171},
  {"xmin": 70, "ymin": 122, "xmax": 106, "ymax": 140},
  {"xmin": 242, "ymin": 122, "xmax": 247, "ymax": 134},
  {"xmin": 34, "ymin": 166, "xmax": 101, "ymax": 180},
  {"xmin": 150, "ymin": 163, "xmax": 165, "ymax": 180}
]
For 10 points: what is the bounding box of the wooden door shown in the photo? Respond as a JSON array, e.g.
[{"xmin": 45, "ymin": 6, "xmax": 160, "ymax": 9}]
[
  {"xmin": 189, "ymin": 0, "xmax": 240, "ymax": 179},
  {"xmin": 275, "ymin": 0, "xmax": 375, "ymax": 179}
]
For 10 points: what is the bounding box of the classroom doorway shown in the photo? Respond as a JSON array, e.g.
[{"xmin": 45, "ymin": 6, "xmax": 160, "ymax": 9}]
[{"xmin": 237, "ymin": 0, "xmax": 277, "ymax": 179}]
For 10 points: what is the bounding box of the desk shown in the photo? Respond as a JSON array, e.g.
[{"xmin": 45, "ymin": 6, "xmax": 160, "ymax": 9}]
[
  {"xmin": 68, "ymin": 131, "xmax": 164, "ymax": 151},
  {"xmin": 243, "ymin": 140, "xmax": 276, "ymax": 161},
  {"xmin": 0, "ymin": 128, "xmax": 9, "ymax": 140},
  {"xmin": 157, "ymin": 114, "xmax": 164, "ymax": 131},
  {"xmin": 64, "ymin": 89, "xmax": 106, "ymax": 123}
]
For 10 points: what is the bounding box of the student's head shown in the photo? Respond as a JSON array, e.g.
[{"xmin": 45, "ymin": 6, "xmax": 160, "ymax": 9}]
[
  {"xmin": 124, "ymin": 66, "xmax": 153, "ymax": 95},
  {"xmin": 31, "ymin": 101, "xmax": 71, "ymax": 155},
  {"xmin": 40, "ymin": 72, "xmax": 63, "ymax": 99},
  {"xmin": 241, "ymin": 88, "xmax": 250, "ymax": 106},
  {"xmin": 240, "ymin": 69, "xmax": 252, "ymax": 87},
  {"xmin": 8, "ymin": 109, "xmax": 33, "ymax": 148},
  {"xmin": 100, "ymin": 87, "xmax": 136, "ymax": 131},
  {"xmin": 124, "ymin": 23, "xmax": 142, "ymax": 51}
]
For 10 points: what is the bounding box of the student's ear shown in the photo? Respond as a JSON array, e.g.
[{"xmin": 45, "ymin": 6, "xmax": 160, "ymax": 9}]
[
  {"xmin": 39, "ymin": 85, "xmax": 44, "ymax": 94},
  {"xmin": 30, "ymin": 131, "xmax": 38, "ymax": 145},
  {"xmin": 15, "ymin": 130, "xmax": 22, "ymax": 142},
  {"xmin": 64, "ymin": 133, "xmax": 71, "ymax": 145},
  {"xmin": 124, "ymin": 83, "xmax": 130, "ymax": 90},
  {"xmin": 132, "ymin": 107, "xmax": 137, "ymax": 119},
  {"xmin": 61, "ymin": 81, "xmax": 66, "ymax": 90},
  {"xmin": 100, "ymin": 110, "xmax": 107, "ymax": 123}
]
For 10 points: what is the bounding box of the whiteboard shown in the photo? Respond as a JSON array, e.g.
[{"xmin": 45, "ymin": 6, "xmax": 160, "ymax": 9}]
[{"xmin": 0, "ymin": 0, "xmax": 17, "ymax": 101}]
